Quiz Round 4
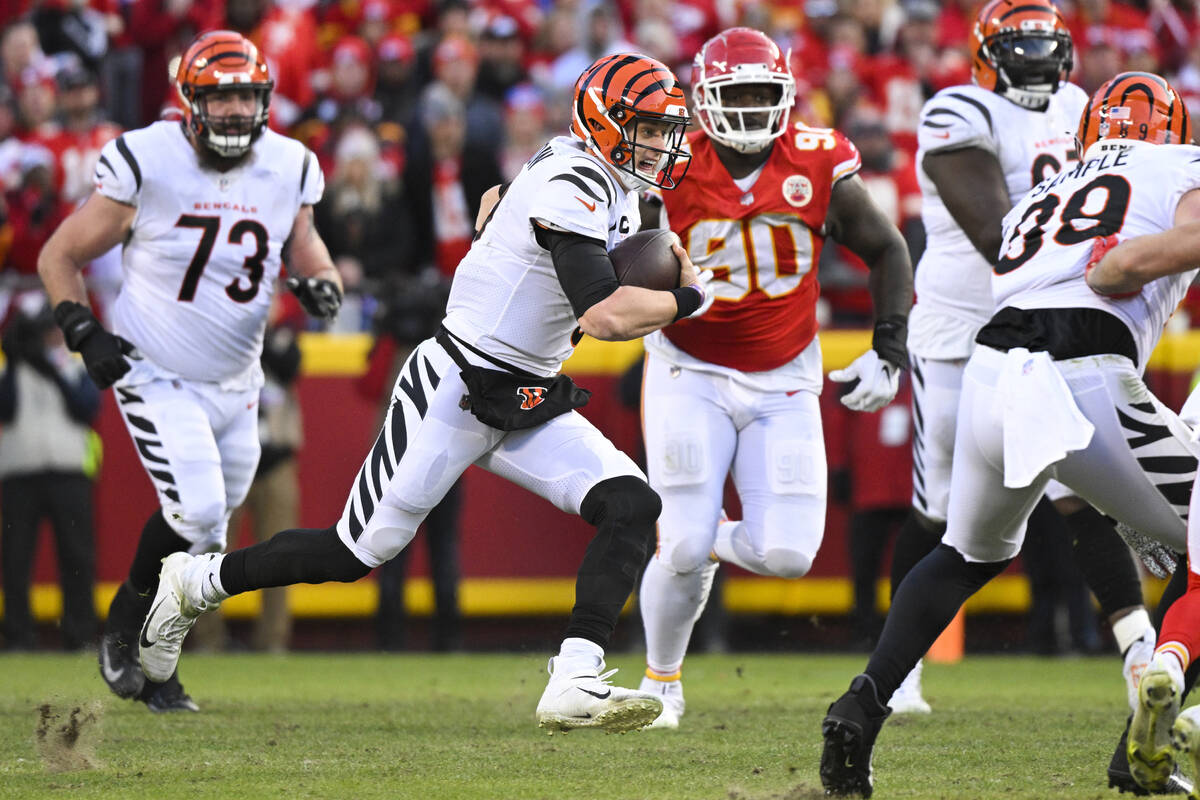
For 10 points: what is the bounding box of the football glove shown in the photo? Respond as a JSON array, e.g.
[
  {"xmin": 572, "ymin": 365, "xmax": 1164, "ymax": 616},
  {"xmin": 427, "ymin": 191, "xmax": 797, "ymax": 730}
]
[
  {"xmin": 53, "ymin": 301, "xmax": 138, "ymax": 390},
  {"xmin": 1114, "ymin": 521, "xmax": 1178, "ymax": 579},
  {"xmin": 1084, "ymin": 234, "xmax": 1138, "ymax": 298},
  {"xmin": 829, "ymin": 349, "xmax": 900, "ymax": 413},
  {"xmin": 286, "ymin": 276, "xmax": 342, "ymax": 320}
]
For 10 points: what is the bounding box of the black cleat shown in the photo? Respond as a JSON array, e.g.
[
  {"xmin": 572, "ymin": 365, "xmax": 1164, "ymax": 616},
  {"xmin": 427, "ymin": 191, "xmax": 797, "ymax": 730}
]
[
  {"xmin": 821, "ymin": 674, "xmax": 892, "ymax": 798},
  {"xmin": 98, "ymin": 632, "xmax": 146, "ymax": 699},
  {"xmin": 142, "ymin": 673, "xmax": 200, "ymax": 713},
  {"xmin": 1109, "ymin": 716, "xmax": 1192, "ymax": 795}
]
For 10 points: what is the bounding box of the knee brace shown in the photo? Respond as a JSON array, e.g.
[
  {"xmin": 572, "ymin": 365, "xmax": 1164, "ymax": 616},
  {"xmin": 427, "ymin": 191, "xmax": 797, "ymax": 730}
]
[
  {"xmin": 566, "ymin": 476, "xmax": 662, "ymax": 647},
  {"xmin": 580, "ymin": 475, "xmax": 661, "ymax": 575}
]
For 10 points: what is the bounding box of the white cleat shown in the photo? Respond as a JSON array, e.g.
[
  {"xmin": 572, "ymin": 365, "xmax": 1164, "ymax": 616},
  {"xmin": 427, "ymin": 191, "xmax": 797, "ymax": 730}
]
[
  {"xmin": 638, "ymin": 675, "xmax": 684, "ymax": 730},
  {"xmin": 1128, "ymin": 659, "xmax": 1183, "ymax": 792},
  {"xmin": 535, "ymin": 658, "xmax": 662, "ymax": 734},
  {"xmin": 1123, "ymin": 631, "xmax": 1156, "ymax": 713},
  {"xmin": 138, "ymin": 553, "xmax": 217, "ymax": 683},
  {"xmin": 888, "ymin": 660, "xmax": 931, "ymax": 715}
]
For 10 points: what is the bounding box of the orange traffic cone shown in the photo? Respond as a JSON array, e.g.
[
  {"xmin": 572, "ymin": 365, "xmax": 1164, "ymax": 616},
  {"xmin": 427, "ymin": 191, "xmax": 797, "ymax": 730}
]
[{"xmin": 927, "ymin": 608, "xmax": 965, "ymax": 664}]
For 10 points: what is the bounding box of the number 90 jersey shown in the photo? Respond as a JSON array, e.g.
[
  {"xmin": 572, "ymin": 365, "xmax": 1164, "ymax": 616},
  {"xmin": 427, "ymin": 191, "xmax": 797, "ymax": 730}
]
[
  {"xmin": 994, "ymin": 143, "xmax": 1200, "ymax": 369},
  {"xmin": 652, "ymin": 124, "xmax": 861, "ymax": 376},
  {"xmin": 96, "ymin": 121, "xmax": 323, "ymax": 385}
]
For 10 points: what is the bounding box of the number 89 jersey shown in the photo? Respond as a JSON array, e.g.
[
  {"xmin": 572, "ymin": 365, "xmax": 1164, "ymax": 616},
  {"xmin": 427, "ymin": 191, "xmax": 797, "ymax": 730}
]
[
  {"xmin": 96, "ymin": 121, "xmax": 323, "ymax": 385},
  {"xmin": 654, "ymin": 124, "xmax": 861, "ymax": 375},
  {"xmin": 994, "ymin": 142, "xmax": 1200, "ymax": 368}
]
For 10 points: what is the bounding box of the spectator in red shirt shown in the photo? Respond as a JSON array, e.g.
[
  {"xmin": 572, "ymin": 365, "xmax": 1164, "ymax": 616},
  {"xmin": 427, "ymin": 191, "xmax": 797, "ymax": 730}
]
[{"xmin": 48, "ymin": 63, "xmax": 121, "ymax": 205}]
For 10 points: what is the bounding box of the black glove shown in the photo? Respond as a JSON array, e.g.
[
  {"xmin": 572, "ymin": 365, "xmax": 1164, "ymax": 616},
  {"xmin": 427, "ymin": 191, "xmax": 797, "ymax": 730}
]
[
  {"xmin": 286, "ymin": 276, "xmax": 342, "ymax": 320},
  {"xmin": 53, "ymin": 301, "xmax": 136, "ymax": 389},
  {"xmin": 872, "ymin": 315, "xmax": 909, "ymax": 371}
]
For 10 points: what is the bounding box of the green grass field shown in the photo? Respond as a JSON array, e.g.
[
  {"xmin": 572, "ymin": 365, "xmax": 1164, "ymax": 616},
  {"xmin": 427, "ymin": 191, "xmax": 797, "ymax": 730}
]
[{"xmin": 0, "ymin": 651, "xmax": 1161, "ymax": 799}]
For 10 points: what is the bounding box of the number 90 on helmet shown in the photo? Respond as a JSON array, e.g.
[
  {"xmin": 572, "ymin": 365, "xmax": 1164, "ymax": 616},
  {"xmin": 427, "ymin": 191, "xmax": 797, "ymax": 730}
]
[
  {"xmin": 1076, "ymin": 71, "xmax": 1193, "ymax": 162},
  {"xmin": 571, "ymin": 53, "xmax": 692, "ymax": 190},
  {"xmin": 176, "ymin": 30, "xmax": 274, "ymax": 158}
]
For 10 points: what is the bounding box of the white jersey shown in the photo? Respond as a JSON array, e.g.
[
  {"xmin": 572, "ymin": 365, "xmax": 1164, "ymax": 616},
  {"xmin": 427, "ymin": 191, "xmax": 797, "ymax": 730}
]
[
  {"xmin": 443, "ymin": 135, "xmax": 639, "ymax": 376},
  {"xmin": 995, "ymin": 143, "xmax": 1200, "ymax": 369},
  {"xmin": 96, "ymin": 121, "xmax": 323, "ymax": 386},
  {"xmin": 909, "ymin": 83, "xmax": 1087, "ymax": 359}
]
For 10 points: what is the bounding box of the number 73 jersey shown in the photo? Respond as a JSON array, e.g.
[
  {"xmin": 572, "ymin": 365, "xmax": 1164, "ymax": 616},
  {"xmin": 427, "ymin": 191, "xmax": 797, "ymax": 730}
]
[
  {"xmin": 96, "ymin": 121, "xmax": 323, "ymax": 384},
  {"xmin": 656, "ymin": 125, "xmax": 861, "ymax": 374},
  {"xmin": 995, "ymin": 142, "xmax": 1200, "ymax": 369}
]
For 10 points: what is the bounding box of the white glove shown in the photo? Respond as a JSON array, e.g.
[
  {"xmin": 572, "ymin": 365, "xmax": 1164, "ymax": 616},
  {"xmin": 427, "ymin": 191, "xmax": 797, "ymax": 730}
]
[
  {"xmin": 689, "ymin": 268, "xmax": 715, "ymax": 318},
  {"xmin": 829, "ymin": 349, "xmax": 899, "ymax": 412}
]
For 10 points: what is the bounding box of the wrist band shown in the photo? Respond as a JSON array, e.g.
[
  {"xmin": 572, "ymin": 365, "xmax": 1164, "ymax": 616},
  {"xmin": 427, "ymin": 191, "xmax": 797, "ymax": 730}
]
[
  {"xmin": 670, "ymin": 284, "xmax": 704, "ymax": 322},
  {"xmin": 872, "ymin": 315, "xmax": 908, "ymax": 369}
]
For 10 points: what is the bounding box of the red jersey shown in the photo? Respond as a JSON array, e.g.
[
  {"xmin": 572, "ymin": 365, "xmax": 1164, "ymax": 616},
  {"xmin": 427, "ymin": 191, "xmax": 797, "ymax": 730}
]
[
  {"xmin": 660, "ymin": 124, "xmax": 861, "ymax": 373},
  {"xmin": 43, "ymin": 122, "xmax": 122, "ymax": 204}
]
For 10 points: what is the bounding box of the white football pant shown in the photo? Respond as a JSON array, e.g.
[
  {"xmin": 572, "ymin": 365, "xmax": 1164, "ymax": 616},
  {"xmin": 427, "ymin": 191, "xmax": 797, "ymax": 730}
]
[
  {"xmin": 114, "ymin": 377, "xmax": 260, "ymax": 552},
  {"xmin": 945, "ymin": 347, "xmax": 1194, "ymax": 563},
  {"xmin": 336, "ymin": 336, "xmax": 644, "ymax": 568},
  {"xmin": 640, "ymin": 351, "xmax": 826, "ymax": 675}
]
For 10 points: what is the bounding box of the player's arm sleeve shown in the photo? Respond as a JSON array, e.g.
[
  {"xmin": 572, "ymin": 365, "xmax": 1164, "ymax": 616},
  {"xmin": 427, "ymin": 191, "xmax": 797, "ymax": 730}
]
[
  {"xmin": 533, "ymin": 224, "xmax": 619, "ymax": 319},
  {"xmin": 829, "ymin": 132, "xmax": 862, "ymax": 187},
  {"xmin": 917, "ymin": 91, "xmax": 997, "ymax": 155},
  {"xmin": 299, "ymin": 148, "xmax": 325, "ymax": 206},
  {"xmin": 528, "ymin": 159, "xmax": 613, "ymax": 241},
  {"xmin": 93, "ymin": 135, "xmax": 142, "ymax": 206}
]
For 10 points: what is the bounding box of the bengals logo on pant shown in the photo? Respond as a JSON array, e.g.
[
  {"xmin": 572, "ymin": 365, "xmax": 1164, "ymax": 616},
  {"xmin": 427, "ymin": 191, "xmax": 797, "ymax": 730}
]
[{"xmin": 517, "ymin": 387, "xmax": 546, "ymax": 410}]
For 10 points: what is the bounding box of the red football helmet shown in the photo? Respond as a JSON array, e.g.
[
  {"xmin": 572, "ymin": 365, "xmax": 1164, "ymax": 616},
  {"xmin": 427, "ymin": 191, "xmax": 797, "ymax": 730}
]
[
  {"xmin": 570, "ymin": 53, "xmax": 691, "ymax": 189},
  {"xmin": 1076, "ymin": 71, "xmax": 1192, "ymax": 160},
  {"xmin": 970, "ymin": 0, "xmax": 1072, "ymax": 110},
  {"xmin": 692, "ymin": 28, "xmax": 795, "ymax": 154},
  {"xmin": 175, "ymin": 30, "xmax": 274, "ymax": 158}
]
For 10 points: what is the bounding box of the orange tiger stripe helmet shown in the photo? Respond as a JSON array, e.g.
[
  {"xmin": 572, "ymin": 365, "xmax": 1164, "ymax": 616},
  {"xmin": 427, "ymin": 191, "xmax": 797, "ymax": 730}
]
[
  {"xmin": 1076, "ymin": 72, "xmax": 1192, "ymax": 161},
  {"xmin": 971, "ymin": 0, "xmax": 1072, "ymax": 110},
  {"xmin": 176, "ymin": 30, "xmax": 274, "ymax": 158},
  {"xmin": 571, "ymin": 53, "xmax": 691, "ymax": 189}
]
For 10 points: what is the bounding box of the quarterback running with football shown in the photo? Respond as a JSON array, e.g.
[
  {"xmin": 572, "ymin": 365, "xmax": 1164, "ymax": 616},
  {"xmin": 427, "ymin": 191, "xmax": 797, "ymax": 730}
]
[
  {"xmin": 38, "ymin": 31, "xmax": 343, "ymax": 711},
  {"xmin": 820, "ymin": 72, "xmax": 1199, "ymax": 798},
  {"xmin": 136, "ymin": 53, "xmax": 712, "ymax": 734},
  {"xmin": 635, "ymin": 27, "xmax": 913, "ymax": 730},
  {"xmin": 886, "ymin": 0, "xmax": 1157, "ymax": 726}
]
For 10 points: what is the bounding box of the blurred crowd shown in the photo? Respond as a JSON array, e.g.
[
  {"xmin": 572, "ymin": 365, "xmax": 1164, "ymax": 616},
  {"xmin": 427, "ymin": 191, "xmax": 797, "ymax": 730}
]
[{"xmin": 0, "ymin": 0, "xmax": 1197, "ymax": 330}]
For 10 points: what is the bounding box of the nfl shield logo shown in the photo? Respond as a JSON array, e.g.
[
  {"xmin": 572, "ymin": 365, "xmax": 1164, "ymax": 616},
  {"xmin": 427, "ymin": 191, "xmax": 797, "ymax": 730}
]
[
  {"xmin": 218, "ymin": 176, "xmax": 232, "ymax": 192},
  {"xmin": 782, "ymin": 174, "xmax": 813, "ymax": 208}
]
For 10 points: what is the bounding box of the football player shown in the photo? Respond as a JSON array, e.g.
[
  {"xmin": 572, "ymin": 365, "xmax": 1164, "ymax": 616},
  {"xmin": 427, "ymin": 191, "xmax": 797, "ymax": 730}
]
[
  {"xmin": 37, "ymin": 31, "xmax": 343, "ymax": 712},
  {"xmin": 1084, "ymin": 95, "xmax": 1200, "ymax": 793},
  {"xmin": 887, "ymin": 0, "xmax": 1159, "ymax": 726},
  {"xmin": 135, "ymin": 53, "xmax": 713, "ymax": 734},
  {"xmin": 821, "ymin": 72, "xmax": 1200, "ymax": 798},
  {"xmin": 634, "ymin": 27, "xmax": 913, "ymax": 730}
]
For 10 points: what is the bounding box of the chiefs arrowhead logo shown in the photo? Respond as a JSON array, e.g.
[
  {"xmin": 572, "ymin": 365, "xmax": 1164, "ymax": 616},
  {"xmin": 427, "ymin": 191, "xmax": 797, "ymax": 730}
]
[{"xmin": 517, "ymin": 386, "xmax": 546, "ymax": 410}]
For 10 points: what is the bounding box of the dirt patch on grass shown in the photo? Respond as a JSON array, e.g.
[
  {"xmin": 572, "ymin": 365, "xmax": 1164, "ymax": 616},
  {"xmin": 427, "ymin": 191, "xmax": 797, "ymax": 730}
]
[
  {"xmin": 36, "ymin": 702, "xmax": 102, "ymax": 772},
  {"xmin": 727, "ymin": 784, "xmax": 825, "ymax": 799}
]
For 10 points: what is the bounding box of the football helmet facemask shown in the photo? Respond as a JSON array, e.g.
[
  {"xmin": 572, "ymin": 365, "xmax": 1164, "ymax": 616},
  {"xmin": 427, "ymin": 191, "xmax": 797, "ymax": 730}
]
[
  {"xmin": 971, "ymin": 0, "xmax": 1072, "ymax": 111},
  {"xmin": 692, "ymin": 27, "xmax": 796, "ymax": 154},
  {"xmin": 176, "ymin": 30, "xmax": 273, "ymax": 158},
  {"xmin": 571, "ymin": 53, "xmax": 691, "ymax": 190}
]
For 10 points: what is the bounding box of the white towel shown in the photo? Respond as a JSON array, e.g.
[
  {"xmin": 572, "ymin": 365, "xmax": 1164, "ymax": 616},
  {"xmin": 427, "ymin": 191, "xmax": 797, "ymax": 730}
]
[{"xmin": 999, "ymin": 348, "xmax": 1095, "ymax": 488}]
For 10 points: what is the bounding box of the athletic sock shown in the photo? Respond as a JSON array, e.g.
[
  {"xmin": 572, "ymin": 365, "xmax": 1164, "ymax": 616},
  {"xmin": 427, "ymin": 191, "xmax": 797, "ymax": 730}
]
[
  {"xmin": 889, "ymin": 511, "xmax": 943, "ymax": 600},
  {"xmin": 219, "ymin": 527, "xmax": 370, "ymax": 595},
  {"xmin": 866, "ymin": 544, "xmax": 1009, "ymax": 700},
  {"xmin": 1063, "ymin": 505, "xmax": 1143, "ymax": 617},
  {"xmin": 128, "ymin": 509, "xmax": 190, "ymax": 595},
  {"xmin": 640, "ymin": 557, "xmax": 716, "ymax": 677}
]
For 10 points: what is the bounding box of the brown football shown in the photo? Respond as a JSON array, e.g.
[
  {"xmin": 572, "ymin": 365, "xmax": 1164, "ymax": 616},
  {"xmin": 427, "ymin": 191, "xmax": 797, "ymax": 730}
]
[{"xmin": 609, "ymin": 229, "xmax": 681, "ymax": 291}]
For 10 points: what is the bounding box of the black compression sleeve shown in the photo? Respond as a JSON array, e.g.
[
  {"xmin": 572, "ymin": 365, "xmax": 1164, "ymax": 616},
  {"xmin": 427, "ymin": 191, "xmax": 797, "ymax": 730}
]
[{"xmin": 535, "ymin": 224, "xmax": 620, "ymax": 318}]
